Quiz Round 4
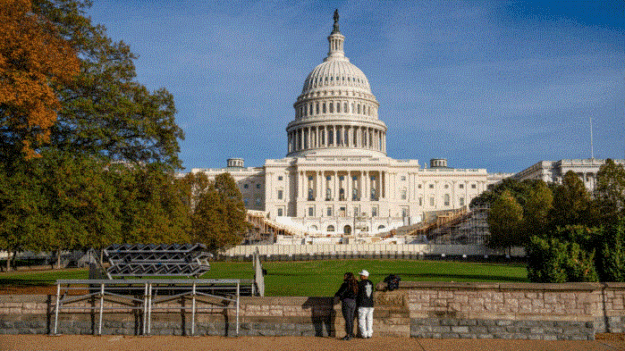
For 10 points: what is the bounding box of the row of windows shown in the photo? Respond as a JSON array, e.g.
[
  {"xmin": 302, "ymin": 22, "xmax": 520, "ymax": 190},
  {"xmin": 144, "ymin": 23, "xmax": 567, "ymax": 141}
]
[
  {"xmin": 295, "ymin": 100, "xmax": 375, "ymax": 118},
  {"xmin": 242, "ymin": 183, "xmax": 262, "ymax": 190},
  {"xmin": 243, "ymin": 198, "xmax": 263, "ymax": 207},
  {"xmin": 416, "ymin": 183, "xmax": 477, "ymax": 189},
  {"xmin": 312, "ymin": 224, "xmax": 386, "ymax": 233},
  {"xmin": 417, "ymin": 196, "xmax": 466, "ymax": 207},
  {"xmin": 304, "ymin": 75, "xmax": 367, "ymax": 90},
  {"xmin": 302, "ymin": 205, "xmax": 379, "ymax": 217}
]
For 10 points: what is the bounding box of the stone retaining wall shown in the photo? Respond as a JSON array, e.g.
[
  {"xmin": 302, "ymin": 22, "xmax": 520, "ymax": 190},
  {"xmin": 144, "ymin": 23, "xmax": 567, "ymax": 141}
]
[{"xmin": 0, "ymin": 282, "xmax": 622, "ymax": 340}]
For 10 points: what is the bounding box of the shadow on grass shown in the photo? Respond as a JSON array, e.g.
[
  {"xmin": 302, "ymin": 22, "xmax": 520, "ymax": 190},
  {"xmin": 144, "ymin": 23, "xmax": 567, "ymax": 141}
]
[{"xmin": 0, "ymin": 278, "xmax": 56, "ymax": 287}]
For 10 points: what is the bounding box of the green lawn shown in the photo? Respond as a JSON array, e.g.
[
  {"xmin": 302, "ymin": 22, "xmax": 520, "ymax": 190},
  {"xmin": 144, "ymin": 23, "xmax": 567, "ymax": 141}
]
[{"xmin": 0, "ymin": 260, "xmax": 527, "ymax": 297}]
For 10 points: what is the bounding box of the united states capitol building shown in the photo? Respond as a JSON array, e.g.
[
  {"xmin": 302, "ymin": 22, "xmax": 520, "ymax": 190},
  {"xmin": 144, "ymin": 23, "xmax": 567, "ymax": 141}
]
[{"xmin": 189, "ymin": 13, "xmax": 618, "ymax": 241}]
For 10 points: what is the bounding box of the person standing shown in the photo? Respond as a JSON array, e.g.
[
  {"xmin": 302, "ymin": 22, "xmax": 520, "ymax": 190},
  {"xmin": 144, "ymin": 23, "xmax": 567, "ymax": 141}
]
[
  {"xmin": 356, "ymin": 269, "xmax": 374, "ymax": 338},
  {"xmin": 334, "ymin": 272, "xmax": 358, "ymax": 340}
]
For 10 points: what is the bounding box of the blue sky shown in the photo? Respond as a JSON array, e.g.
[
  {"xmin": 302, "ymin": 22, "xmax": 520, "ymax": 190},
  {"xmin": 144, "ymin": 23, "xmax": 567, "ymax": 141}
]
[{"xmin": 88, "ymin": 0, "xmax": 624, "ymax": 173}]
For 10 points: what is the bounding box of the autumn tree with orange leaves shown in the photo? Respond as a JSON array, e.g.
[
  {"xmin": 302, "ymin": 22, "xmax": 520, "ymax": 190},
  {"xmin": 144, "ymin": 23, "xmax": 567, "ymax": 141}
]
[{"xmin": 0, "ymin": 0, "xmax": 79, "ymax": 159}]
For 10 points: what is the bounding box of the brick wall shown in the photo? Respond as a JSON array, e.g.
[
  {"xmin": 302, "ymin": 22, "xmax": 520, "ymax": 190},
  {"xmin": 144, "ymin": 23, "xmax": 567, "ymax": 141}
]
[{"xmin": 0, "ymin": 282, "xmax": 623, "ymax": 339}]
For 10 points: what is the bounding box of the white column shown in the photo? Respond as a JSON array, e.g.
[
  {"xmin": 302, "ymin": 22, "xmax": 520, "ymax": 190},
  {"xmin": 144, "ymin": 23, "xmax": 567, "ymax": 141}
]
[
  {"xmin": 333, "ymin": 171, "xmax": 338, "ymax": 202},
  {"xmin": 364, "ymin": 171, "xmax": 369, "ymax": 201},
  {"xmin": 317, "ymin": 171, "xmax": 322, "ymax": 200},
  {"xmin": 299, "ymin": 171, "xmax": 303, "ymax": 200},
  {"xmin": 346, "ymin": 171, "xmax": 351, "ymax": 201}
]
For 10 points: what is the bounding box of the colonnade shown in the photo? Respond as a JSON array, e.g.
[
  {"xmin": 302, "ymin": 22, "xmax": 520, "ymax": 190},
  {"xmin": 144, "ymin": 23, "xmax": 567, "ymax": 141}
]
[
  {"xmin": 295, "ymin": 170, "xmax": 388, "ymax": 203},
  {"xmin": 287, "ymin": 125, "xmax": 386, "ymax": 153},
  {"xmin": 295, "ymin": 99, "xmax": 377, "ymax": 119}
]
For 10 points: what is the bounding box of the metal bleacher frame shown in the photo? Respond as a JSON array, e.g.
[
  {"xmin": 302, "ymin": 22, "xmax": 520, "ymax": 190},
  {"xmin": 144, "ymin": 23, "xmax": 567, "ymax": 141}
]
[
  {"xmin": 52, "ymin": 278, "xmax": 253, "ymax": 336},
  {"xmin": 104, "ymin": 244, "xmax": 211, "ymax": 278}
]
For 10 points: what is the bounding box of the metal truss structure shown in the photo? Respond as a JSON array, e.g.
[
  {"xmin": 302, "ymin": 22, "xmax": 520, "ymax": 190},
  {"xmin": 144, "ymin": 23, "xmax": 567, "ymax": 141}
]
[
  {"xmin": 104, "ymin": 244, "xmax": 211, "ymax": 278},
  {"xmin": 52, "ymin": 279, "xmax": 253, "ymax": 336}
]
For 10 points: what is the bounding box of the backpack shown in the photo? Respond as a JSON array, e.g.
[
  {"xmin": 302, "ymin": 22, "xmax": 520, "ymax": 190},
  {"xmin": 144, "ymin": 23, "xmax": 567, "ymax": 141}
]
[{"xmin": 384, "ymin": 274, "xmax": 401, "ymax": 291}]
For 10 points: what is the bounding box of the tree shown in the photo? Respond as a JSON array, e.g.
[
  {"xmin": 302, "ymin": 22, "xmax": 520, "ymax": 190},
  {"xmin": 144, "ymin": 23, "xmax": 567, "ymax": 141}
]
[
  {"xmin": 32, "ymin": 0, "xmax": 184, "ymax": 169},
  {"xmin": 180, "ymin": 172, "xmax": 211, "ymax": 211},
  {"xmin": 0, "ymin": 0, "xmax": 80, "ymax": 159},
  {"xmin": 118, "ymin": 164, "xmax": 191, "ymax": 244},
  {"xmin": 214, "ymin": 173, "xmax": 249, "ymax": 238},
  {"xmin": 595, "ymin": 218, "xmax": 625, "ymax": 282},
  {"xmin": 487, "ymin": 190, "xmax": 524, "ymax": 250},
  {"xmin": 0, "ymin": 162, "xmax": 47, "ymax": 270},
  {"xmin": 527, "ymin": 234, "xmax": 598, "ymax": 283},
  {"xmin": 550, "ymin": 171, "xmax": 592, "ymax": 228},
  {"xmin": 523, "ymin": 180, "xmax": 553, "ymax": 237},
  {"xmin": 594, "ymin": 159, "xmax": 625, "ymax": 225},
  {"xmin": 192, "ymin": 173, "xmax": 248, "ymax": 253}
]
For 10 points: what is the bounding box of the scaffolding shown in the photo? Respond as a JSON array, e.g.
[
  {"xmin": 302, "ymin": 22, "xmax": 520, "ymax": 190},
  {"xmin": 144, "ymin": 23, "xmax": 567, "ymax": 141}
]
[
  {"xmin": 427, "ymin": 204, "xmax": 490, "ymax": 245},
  {"xmin": 52, "ymin": 279, "xmax": 252, "ymax": 336},
  {"xmin": 104, "ymin": 244, "xmax": 211, "ymax": 278}
]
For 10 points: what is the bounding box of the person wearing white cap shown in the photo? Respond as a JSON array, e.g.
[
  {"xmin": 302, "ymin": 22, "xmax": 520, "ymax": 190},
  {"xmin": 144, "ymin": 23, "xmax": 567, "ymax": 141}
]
[{"xmin": 356, "ymin": 269, "xmax": 374, "ymax": 338}]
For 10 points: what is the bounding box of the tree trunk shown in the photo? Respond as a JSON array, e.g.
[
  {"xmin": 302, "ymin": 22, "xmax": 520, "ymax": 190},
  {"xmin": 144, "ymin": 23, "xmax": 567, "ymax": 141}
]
[
  {"xmin": 55, "ymin": 250, "xmax": 61, "ymax": 269},
  {"xmin": 6, "ymin": 249, "xmax": 11, "ymax": 271}
]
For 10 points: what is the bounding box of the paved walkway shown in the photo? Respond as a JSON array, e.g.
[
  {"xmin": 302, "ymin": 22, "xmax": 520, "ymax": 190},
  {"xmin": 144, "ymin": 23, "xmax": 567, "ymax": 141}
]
[{"xmin": 1, "ymin": 335, "xmax": 624, "ymax": 351}]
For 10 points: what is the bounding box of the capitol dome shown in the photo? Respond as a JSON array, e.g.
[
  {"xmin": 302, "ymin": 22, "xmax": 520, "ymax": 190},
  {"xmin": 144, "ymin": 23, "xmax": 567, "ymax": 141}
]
[
  {"xmin": 301, "ymin": 56, "xmax": 372, "ymax": 95},
  {"xmin": 286, "ymin": 11, "xmax": 387, "ymax": 158}
]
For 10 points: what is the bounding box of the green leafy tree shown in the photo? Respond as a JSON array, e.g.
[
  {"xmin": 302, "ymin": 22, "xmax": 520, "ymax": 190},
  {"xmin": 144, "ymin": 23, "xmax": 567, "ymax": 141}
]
[
  {"xmin": 192, "ymin": 183, "xmax": 231, "ymax": 252},
  {"xmin": 214, "ymin": 173, "xmax": 249, "ymax": 238},
  {"xmin": 32, "ymin": 0, "xmax": 184, "ymax": 169},
  {"xmin": 550, "ymin": 171, "xmax": 592, "ymax": 229},
  {"xmin": 21, "ymin": 151, "xmax": 124, "ymax": 267},
  {"xmin": 192, "ymin": 173, "xmax": 248, "ymax": 253},
  {"xmin": 180, "ymin": 172, "xmax": 211, "ymax": 211},
  {"xmin": 593, "ymin": 159, "xmax": 625, "ymax": 226},
  {"xmin": 0, "ymin": 162, "xmax": 47, "ymax": 270},
  {"xmin": 119, "ymin": 164, "xmax": 191, "ymax": 244},
  {"xmin": 523, "ymin": 180, "xmax": 553, "ymax": 237},
  {"xmin": 527, "ymin": 236, "xmax": 597, "ymax": 283},
  {"xmin": 596, "ymin": 218, "xmax": 625, "ymax": 282},
  {"xmin": 527, "ymin": 225, "xmax": 599, "ymax": 283},
  {"xmin": 487, "ymin": 190, "xmax": 524, "ymax": 251}
]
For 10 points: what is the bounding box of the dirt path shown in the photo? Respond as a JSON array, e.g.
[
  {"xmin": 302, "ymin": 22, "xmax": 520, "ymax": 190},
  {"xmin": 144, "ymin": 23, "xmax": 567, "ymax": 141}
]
[{"xmin": 1, "ymin": 335, "xmax": 624, "ymax": 351}]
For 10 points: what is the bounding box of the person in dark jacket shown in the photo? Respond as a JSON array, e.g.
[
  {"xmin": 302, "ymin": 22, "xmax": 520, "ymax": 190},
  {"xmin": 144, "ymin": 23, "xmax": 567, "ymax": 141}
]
[
  {"xmin": 334, "ymin": 272, "xmax": 358, "ymax": 340},
  {"xmin": 356, "ymin": 269, "xmax": 374, "ymax": 338}
]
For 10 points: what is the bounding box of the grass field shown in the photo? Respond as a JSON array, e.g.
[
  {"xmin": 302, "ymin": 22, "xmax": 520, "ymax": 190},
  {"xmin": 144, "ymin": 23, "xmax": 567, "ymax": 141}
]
[{"xmin": 0, "ymin": 260, "xmax": 528, "ymax": 296}]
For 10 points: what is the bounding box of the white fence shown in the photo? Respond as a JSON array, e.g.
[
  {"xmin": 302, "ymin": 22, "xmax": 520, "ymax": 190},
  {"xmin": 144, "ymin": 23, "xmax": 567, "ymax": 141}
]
[{"xmin": 223, "ymin": 244, "xmax": 525, "ymax": 258}]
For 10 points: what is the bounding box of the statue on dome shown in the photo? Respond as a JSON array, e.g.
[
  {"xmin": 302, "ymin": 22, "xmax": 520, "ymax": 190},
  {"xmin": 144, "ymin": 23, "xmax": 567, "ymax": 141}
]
[{"xmin": 332, "ymin": 9, "xmax": 340, "ymax": 33}]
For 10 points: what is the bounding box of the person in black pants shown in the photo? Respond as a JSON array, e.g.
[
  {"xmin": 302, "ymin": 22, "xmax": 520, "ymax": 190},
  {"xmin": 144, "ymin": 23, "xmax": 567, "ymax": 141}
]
[{"xmin": 334, "ymin": 272, "xmax": 358, "ymax": 340}]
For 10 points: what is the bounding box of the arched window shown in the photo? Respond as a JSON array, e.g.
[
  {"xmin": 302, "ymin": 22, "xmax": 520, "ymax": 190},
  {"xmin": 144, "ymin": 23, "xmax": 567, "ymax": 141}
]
[
  {"xmin": 327, "ymin": 225, "xmax": 335, "ymax": 232},
  {"xmin": 357, "ymin": 104, "xmax": 361, "ymax": 114},
  {"xmin": 344, "ymin": 102, "xmax": 348, "ymax": 113},
  {"xmin": 378, "ymin": 225, "xmax": 386, "ymax": 230},
  {"xmin": 329, "ymin": 102, "xmax": 333, "ymax": 113},
  {"xmin": 336, "ymin": 102, "xmax": 340, "ymax": 113},
  {"xmin": 316, "ymin": 103, "xmax": 319, "ymax": 114},
  {"xmin": 323, "ymin": 103, "xmax": 326, "ymax": 113},
  {"xmin": 343, "ymin": 225, "xmax": 352, "ymax": 234},
  {"xmin": 310, "ymin": 225, "xmax": 318, "ymax": 231},
  {"xmin": 444, "ymin": 194, "xmax": 450, "ymax": 206}
]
